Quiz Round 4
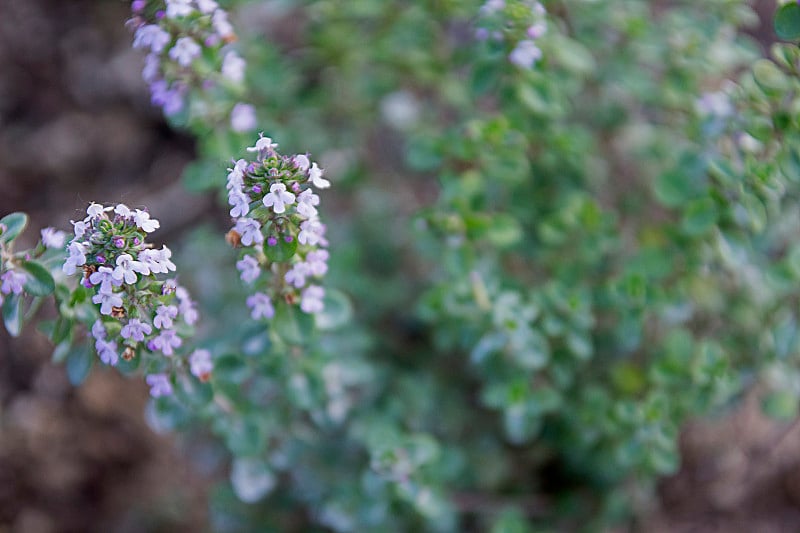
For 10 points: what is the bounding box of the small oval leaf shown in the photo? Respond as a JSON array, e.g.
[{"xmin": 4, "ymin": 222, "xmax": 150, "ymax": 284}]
[
  {"xmin": 775, "ymin": 3, "xmax": 800, "ymax": 41},
  {"xmin": 21, "ymin": 260, "xmax": 55, "ymax": 297},
  {"xmin": 0, "ymin": 213, "xmax": 28, "ymax": 244}
]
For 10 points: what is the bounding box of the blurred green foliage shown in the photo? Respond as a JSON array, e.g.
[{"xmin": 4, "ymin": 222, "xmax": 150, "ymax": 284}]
[{"xmin": 163, "ymin": 0, "xmax": 800, "ymax": 530}]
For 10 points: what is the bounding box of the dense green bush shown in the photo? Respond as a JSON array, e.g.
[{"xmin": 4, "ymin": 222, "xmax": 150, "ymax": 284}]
[{"xmin": 5, "ymin": 0, "xmax": 800, "ymax": 530}]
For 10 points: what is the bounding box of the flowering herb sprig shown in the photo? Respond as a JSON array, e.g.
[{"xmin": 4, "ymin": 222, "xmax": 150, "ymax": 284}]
[
  {"xmin": 226, "ymin": 135, "xmax": 331, "ymax": 321},
  {"xmin": 129, "ymin": 0, "xmax": 256, "ymax": 132},
  {"xmin": 62, "ymin": 202, "xmax": 209, "ymax": 396},
  {"xmin": 476, "ymin": 0, "xmax": 548, "ymax": 69}
]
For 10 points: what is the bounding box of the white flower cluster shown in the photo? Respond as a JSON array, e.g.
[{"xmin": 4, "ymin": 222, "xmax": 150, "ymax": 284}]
[
  {"xmin": 476, "ymin": 0, "xmax": 548, "ymax": 69},
  {"xmin": 63, "ymin": 202, "xmax": 210, "ymax": 396},
  {"xmin": 130, "ymin": 0, "xmax": 256, "ymax": 132},
  {"xmin": 228, "ymin": 135, "xmax": 331, "ymax": 319}
]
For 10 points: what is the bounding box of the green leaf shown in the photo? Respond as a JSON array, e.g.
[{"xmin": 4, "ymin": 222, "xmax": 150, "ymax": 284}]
[
  {"xmin": 0, "ymin": 212, "xmax": 28, "ymax": 244},
  {"xmin": 471, "ymin": 61, "xmax": 500, "ymax": 95},
  {"xmin": 21, "ymin": 260, "xmax": 55, "ymax": 297},
  {"xmin": 65, "ymin": 344, "xmax": 93, "ymax": 386},
  {"xmin": 2, "ymin": 293, "xmax": 22, "ymax": 336},
  {"xmin": 51, "ymin": 340, "xmax": 72, "ymax": 363},
  {"xmin": 315, "ymin": 289, "xmax": 353, "ymax": 330},
  {"xmin": 264, "ymin": 236, "xmax": 297, "ymax": 263},
  {"xmin": 273, "ymin": 302, "xmax": 314, "ymax": 345},
  {"xmin": 654, "ymin": 154, "xmax": 707, "ymax": 207},
  {"xmin": 752, "ymin": 59, "xmax": 790, "ymax": 94},
  {"xmin": 681, "ymin": 198, "xmax": 718, "ymax": 235},
  {"xmin": 485, "ymin": 215, "xmax": 523, "ymax": 248},
  {"xmin": 212, "ymin": 353, "xmax": 251, "ymax": 385},
  {"xmin": 775, "ymin": 3, "xmax": 800, "ymax": 41}
]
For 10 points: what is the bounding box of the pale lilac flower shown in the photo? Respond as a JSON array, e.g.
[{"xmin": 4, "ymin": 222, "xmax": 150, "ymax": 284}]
[
  {"xmin": 527, "ymin": 22, "xmax": 547, "ymax": 39},
  {"xmin": 133, "ymin": 209, "xmax": 161, "ymax": 233},
  {"xmin": 146, "ymin": 373, "xmax": 173, "ymax": 397},
  {"xmin": 0, "ymin": 271, "xmax": 26, "ymax": 295},
  {"xmin": 229, "ymin": 190, "xmax": 251, "ymax": 217},
  {"xmin": 189, "ymin": 349, "xmax": 213, "ymax": 380},
  {"xmin": 151, "ymin": 329, "xmax": 182, "ymax": 355},
  {"xmin": 40, "ymin": 227, "xmax": 66, "ymax": 249},
  {"xmin": 93, "ymin": 291, "xmax": 124, "ymax": 316},
  {"xmin": 178, "ymin": 297, "xmax": 199, "ymax": 325},
  {"xmin": 114, "ymin": 204, "xmax": 132, "ymax": 219},
  {"xmin": 150, "ymin": 80, "xmax": 185, "ymax": 115},
  {"xmin": 306, "ymin": 249, "xmax": 329, "ymax": 277},
  {"xmin": 133, "ymin": 24, "xmax": 171, "ymax": 53},
  {"xmin": 230, "ymin": 103, "xmax": 257, "ymax": 133},
  {"xmin": 227, "ymin": 159, "xmax": 247, "ymax": 191},
  {"xmin": 246, "ymin": 135, "xmax": 277, "ymax": 154},
  {"xmin": 234, "ymin": 218, "xmax": 263, "ymax": 246},
  {"xmin": 89, "ymin": 266, "xmax": 121, "ymax": 294},
  {"xmin": 222, "ymin": 51, "xmax": 246, "ymax": 83},
  {"xmin": 95, "ymin": 338, "xmax": 119, "ymax": 366},
  {"xmin": 154, "ymin": 304, "xmax": 178, "ymax": 329},
  {"xmin": 296, "ymin": 188, "xmax": 320, "ymax": 219},
  {"xmin": 63, "ymin": 241, "xmax": 89, "ymax": 275},
  {"xmin": 140, "ymin": 246, "xmax": 176, "ymax": 274},
  {"xmin": 308, "ymin": 163, "xmax": 330, "ymax": 189},
  {"xmin": 294, "ymin": 154, "xmax": 310, "ymax": 172},
  {"xmin": 263, "ymin": 183, "xmax": 295, "ymax": 214},
  {"xmin": 696, "ymin": 91, "xmax": 734, "ymax": 118},
  {"xmin": 165, "ymin": 0, "xmax": 194, "ymax": 18},
  {"xmin": 121, "ymin": 318, "xmax": 153, "ymax": 342},
  {"xmin": 298, "ymin": 218, "xmax": 325, "ymax": 246},
  {"xmin": 71, "ymin": 219, "xmax": 88, "ymax": 238},
  {"xmin": 196, "ymin": 0, "xmax": 218, "ymax": 14},
  {"xmin": 531, "ymin": 2, "xmax": 546, "ymax": 16},
  {"xmin": 300, "ymin": 285, "xmax": 325, "ymax": 314},
  {"xmin": 285, "ymin": 263, "xmax": 310, "ymax": 288},
  {"xmin": 169, "ymin": 37, "xmax": 201, "ymax": 67},
  {"xmin": 142, "ymin": 54, "xmax": 160, "ymax": 83},
  {"xmin": 247, "ymin": 292, "xmax": 275, "ymax": 320},
  {"xmin": 236, "ymin": 255, "xmax": 260, "ymax": 283},
  {"xmin": 509, "ymin": 40, "xmax": 542, "ymax": 69},
  {"xmin": 212, "ymin": 9, "xmax": 234, "ymax": 37},
  {"xmin": 113, "ymin": 253, "xmax": 149, "ymax": 284},
  {"xmin": 91, "ymin": 319, "xmax": 107, "ymax": 341},
  {"xmin": 480, "ymin": 0, "xmax": 505, "ymax": 14},
  {"xmin": 87, "ymin": 202, "xmax": 105, "ymax": 218}
]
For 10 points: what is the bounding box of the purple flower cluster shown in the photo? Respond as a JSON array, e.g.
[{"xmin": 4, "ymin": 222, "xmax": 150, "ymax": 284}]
[
  {"xmin": 129, "ymin": 0, "xmax": 256, "ymax": 132},
  {"xmin": 63, "ymin": 202, "xmax": 209, "ymax": 396},
  {"xmin": 228, "ymin": 135, "xmax": 331, "ymax": 319},
  {"xmin": 476, "ymin": 0, "xmax": 547, "ymax": 69}
]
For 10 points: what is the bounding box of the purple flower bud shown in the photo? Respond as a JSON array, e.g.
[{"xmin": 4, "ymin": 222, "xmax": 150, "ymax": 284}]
[
  {"xmin": 475, "ymin": 27, "xmax": 490, "ymax": 41},
  {"xmin": 155, "ymin": 10, "xmax": 165, "ymax": 19},
  {"xmin": 113, "ymin": 237, "xmax": 125, "ymax": 248},
  {"xmin": 162, "ymin": 279, "xmax": 177, "ymax": 295},
  {"xmin": 147, "ymin": 340, "xmax": 157, "ymax": 351},
  {"xmin": 267, "ymin": 236, "xmax": 278, "ymax": 247},
  {"xmin": 251, "ymin": 184, "xmax": 262, "ymax": 194},
  {"xmin": 82, "ymin": 278, "xmax": 93, "ymax": 288},
  {"xmin": 132, "ymin": 0, "xmax": 146, "ymax": 12},
  {"xmin": 205, "ymin": 35, "xmax": 220, "ymax": 47},
  {"xmin": 133, "ymin": 237, "xmax": 141, "ymax": 246},
  {"xmin": 291, "ymin": 182, "xmax": 301, "ymax": 193},
  {"xmin": 96, "ymin": 254, "xmax": 106, "ymax": 264},
  {"xmin": 284, "ymin": 235, "xmax": 293, "ymax": 243}
]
